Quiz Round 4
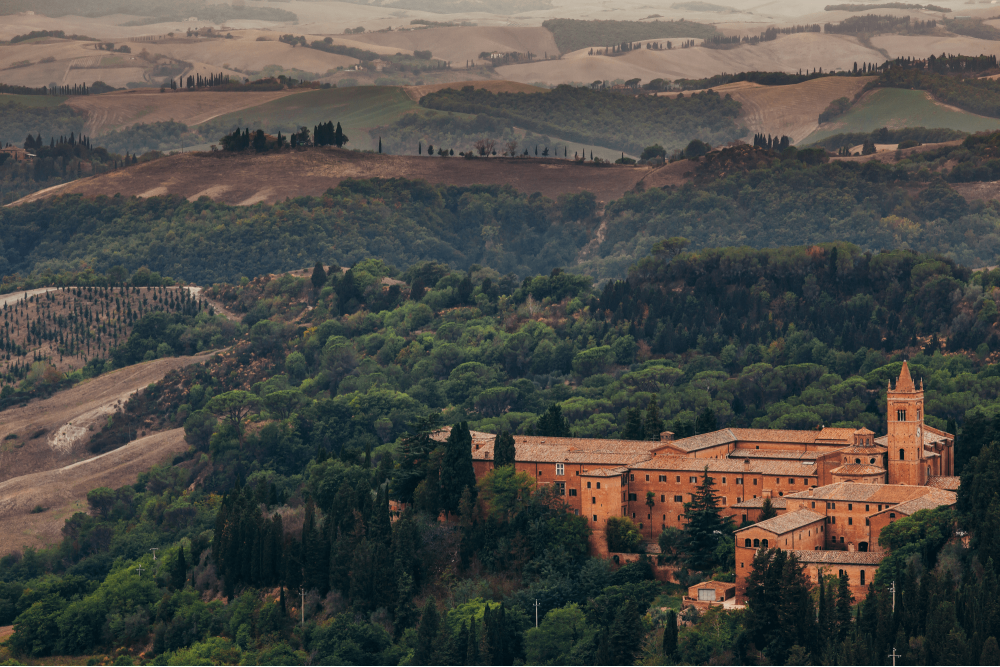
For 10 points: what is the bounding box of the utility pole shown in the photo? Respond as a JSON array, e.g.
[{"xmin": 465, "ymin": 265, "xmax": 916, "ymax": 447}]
[
  {"xmin": 150, "ymin": 547, "xmax": 158, "ymax": 561},
  {"xmin": 889, "ymin": 647, "xmax": 900, "ymax": 667},
  {"xmin": 534, "ymin": 599, "xmax": 541, "ymax": 628},
  {"xmin": 889, "ymin": 580, "xmax": 896, "ymax": 614},
  {"xmin": 300, "ymin": 586, "xmax": 305, "ymax": 626}
]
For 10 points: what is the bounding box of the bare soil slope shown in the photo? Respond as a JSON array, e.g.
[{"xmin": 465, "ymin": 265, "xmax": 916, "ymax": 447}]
[
  {"xmin": 11, "ymin": 149, "xmax": 662, "ymax": 205},
  {"xmin": 0, "ymin": 351, "xmax": 216, "ymax": 483},
  {"xmin": 0, "ymin": 429, "xmax": 188, "ymax": 553},
  {"xmin": 67, "ymin": 88, "xmax": 306, "ymax": 136},
  {"xmin": 496, "ymin": 33, "xmax": 884, "ymax": 85},
  {"xmin": 340, "ymin": 26, "xmax": 561, "ymax": 63}
]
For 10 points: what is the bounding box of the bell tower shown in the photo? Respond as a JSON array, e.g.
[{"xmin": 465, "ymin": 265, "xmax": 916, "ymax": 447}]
[{"xmin": 886, "ymin": 361, "xmax": 926, "ymax": 486}]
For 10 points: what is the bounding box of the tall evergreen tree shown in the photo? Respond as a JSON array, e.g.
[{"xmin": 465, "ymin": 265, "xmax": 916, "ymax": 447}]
[
  {"xmin": 467, "ymin": 617, "xmax": 480, "ymax": 665},
  {"xmin": 621, "ymin": 407, "xmax": 644, "ymax": 440},
  {"xmin": 440, "ymin": 422, "xmax": 476, "ymax": 515},
  {"xmin": 682, "ymin": 466, "xmax": 734, "ymax": 569},
  {"xmin": 662, "ymin": 609, "xmax": 678, "ymax": 657},
  {"xmin": 311, "ymin": 261, "xmax": 327, "ymax": 291},
  {"xmin": 172, "ymin": 546, "xmax": 187, "ymax": 589},
  {"xmin": 643, "ymin": 398, "xmax": 664, "ymax": 440},
  {"xmin": 760, "ymin": 496, "xmax": 778, "ymax": 521},
  {"xmin": 695, "ymin": 407, "xmax": 718, "ymax": 434},
  {"xmin": 415, "ymin": 598, "xmax": 440, "ymax": 665},
  {"xmin": 493, "ymin": 430, "xmax": 516, "ymax": 468},
  {"xmin": 537, "ymin": 404, "xmax": 570, "ymax": 437}
]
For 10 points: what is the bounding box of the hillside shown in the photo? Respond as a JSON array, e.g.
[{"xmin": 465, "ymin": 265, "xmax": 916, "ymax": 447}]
[{"xmin": 10, "ymin": 148, "xmax": 662, "ymax": 206}]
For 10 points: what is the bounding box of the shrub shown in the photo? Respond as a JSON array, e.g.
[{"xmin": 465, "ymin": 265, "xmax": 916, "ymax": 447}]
[{"xmin": 605, "ymin": 516, "xmax": 643, "ymax": 552}]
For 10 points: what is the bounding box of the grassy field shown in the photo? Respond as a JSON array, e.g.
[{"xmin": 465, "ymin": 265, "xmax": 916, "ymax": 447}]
[
  {"xmin": 802, "ymin": 88, "xmax": 1000, "ymax": 145},
  {"xmin": 0, "ymin": 93, "xmax": 68, "ymax": 108},
  {"xmin": 202, "ymin": 87, "xmax": 421, "ymax": 151}
]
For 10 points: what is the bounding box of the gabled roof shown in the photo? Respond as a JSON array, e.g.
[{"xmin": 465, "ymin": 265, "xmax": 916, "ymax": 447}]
[
  {"xmin": 732, "ymin": 497, "xmax": 787, "ymax": 509},
  {"xmin": 830, "ymin": 464, "xmax": 886, "ymax": 476},
  {"xmin": 790, "ymin": 550, "xmax": 886, "ymax": 565},
  {"xmin": 784, "ymin": 482, "xmax": 951, "ymax": 504},
  {"xmin": 869, "ymin": 488, "xmax": 956, "ymax": 517},
  {"xmin": 729, "ymin": 448, "xmax": 816, "ymax": 460},
  {"xmin": 581, "ymin": 466, "xmax": 629, "ymax": 478},
  {"xmin": 735, "ymin": 509, "xmax": 825, "ymax": 535},
  {"xmin": 660, "ymin": 426, "xmax": 856, "ymax": 454},
  {"xmin": 927, "ymin": 476, "xmax": 961, "ymax": 491},
  {"xmin": 633, "ymin": 456, "xmax": 817, "ymax": 476}
]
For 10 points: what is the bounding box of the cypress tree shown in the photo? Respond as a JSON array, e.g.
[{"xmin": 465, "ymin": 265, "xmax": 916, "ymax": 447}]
[
  {"xmin": 467, "ymin": 617, "xmax": 480, "ymax": 665},
  {"xmin": 493, "ymin": 430, "xmax": 516, "ymax": 468},
  {"xmin": 415, "ymin": 599, "xmax": 440, "ymax": 665},
  {"xmin": 643, "ymin": 397, "xmax": 664, "ymax": 440},
  {"xmin": 835, "ymin": 571, "xmax": 854, "ymax": 641},
  {"xmin": 662, "ymin": 609, "xmax": 678, "ymax": 657},
  {"xmin": 441, "ymin": 423, "xmax": 476, "ymax": 514},
  {"xmin": 311, "ymin": 261, "xmax": 327, "ymax": 291},
  {"xmin": 172, "ymin": 546, "xmax": 187, "ymax": 589}
]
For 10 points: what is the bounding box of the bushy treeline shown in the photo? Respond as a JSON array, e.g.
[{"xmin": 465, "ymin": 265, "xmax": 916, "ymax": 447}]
[
  {"xmin": 418, "ymin": 84, "xmax": 744, "ymax": 155},
  {"xmin": 0, "ymin": 100, "xmax": 85, "ymax": 150},
  {"xmin": 808, "ymin": 126, "xmax": 966, "ymax": 150},
  {"xmin": 542, "ymin": 18, "xmax": 717, "ymax": 54},
  {"xmin": 0, "ymin": 180, "xmax": 593, "ymax": 283}
]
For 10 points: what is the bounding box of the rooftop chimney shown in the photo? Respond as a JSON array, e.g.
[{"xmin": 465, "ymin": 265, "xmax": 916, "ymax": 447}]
[{"xmin": 660, "ymin": 430, "xmax": 674, "ymax": 442}]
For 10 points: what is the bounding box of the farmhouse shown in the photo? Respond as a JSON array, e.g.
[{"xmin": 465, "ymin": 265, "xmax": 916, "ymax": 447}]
[{"xmin": 464, "ymin": 362, "xmax": 958, "ymax": 598}]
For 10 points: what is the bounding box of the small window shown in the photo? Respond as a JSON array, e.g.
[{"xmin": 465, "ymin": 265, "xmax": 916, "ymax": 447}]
[
  {"xmin": 900, "ymin": 449, "xmax": 905, "ymax": 461},
  {"xmin": 898, "ymin": 409, "xmax": 906, "ymax": 421},
  {"xmin": 831, "ymin": 502, "xmax": 836, "ymax": 509},
  {"xmin": 569, "ymin": 488, "xmax": 577, "ymax": 497},
  {"xmin": 865, "ymin": 518, "xmax": 870, "ymax": 526},
  {"xmin": 761, "ymin": 539, "xmax": 768, "ymax": 548},
  {"xmin": 538, "ymin": 471, "xmax": 542, "ymax": 476},
  {"xmin": 736, "ymin": 478, "xmax": 743, "ymax": 485},
  {"xmin": 840, "ymin": 537, "xmax": 844, "ymax": 543},
  {"xmin": 587, "ymin": 481, "xmax": 592, "ymax": 489},
  {"xmin": 848, "ymin": 504, "xmax": 852, "ymax": 511},
  {"xmin": 676, "ymin": 476, "xmax": 680, "ymax": 482},
  {"xmin": 660, "ymin": 494, "xmax": 665, "ymax": 502},
  {"xmin": 659, "ymin": 475, "xmax": 667, "ymax": 482},
  {"xmin": 628, "ymin": 493, "xmax": 637, "ymax": 501},
  {"xmin": 753, "ymin": 479, "xmax": 758, "ymax": 485},
  {"xmin": 630, "ymin": 474, "xmax": 634, "ymax": 481},
  {"xmin": 744, "ymin": 538, "xmax": 752, "ymax": 547},
  {"xmin": 674, "ymin": 495, "xmax": 683, "ymax": 502},
  {"xmin": 722, "ymin": 477, "xmax": 727, "ymax": 484},
  {"xmin": 645, "ymin": 475, "xmax": 649, "ymax": 481},
  {"xmin": 592, "ymin": 497, "xmax": 596, "ymax": 504},
  {"xmin": 848, "ymin": 517, "xmax": 853, "ymax": 525},
  {"xmin": 689, "ymin": 476, "xmax": 698, "ymax": 484},
  {"xmin": 890, "ymin": 513, "xmax": 896, "ymax": 519},
  {"xmin": 789, "ymin": 478, "xmax": 795, "ymax": 484},
  {"xmin": 556, "ymin": 482, "xmax": 566, "ymax": 496},
  {"xmin": 575, "ymin": 470, "xmax": 579, "ymax": 476},
  {"xmin": 832, "ymin": 516, "xmax": 836, "ymax": 524},
  {"xmin": 878, "ymin": 504, "xmax": 882, "ymax": 511},
  {"xmin": 556, "ymin": 463, "xmax": 564, "ymax": 476},
  {"xmin": 596, "ymin": 482, "xmax": 601, "ymax": 489},
  {"xmin": 860, "ymin": 570, "xmax": 865, "ymax": 586},
  {"xmin": 753, "ymin": 538, "xmax": 760, "ymax": 547},
  {"xmin": 865, "ymin": 504, "xmax": 869, "ymax": 511},
  {"xmin": 593, "ymin": 515, "xmax": 597, "ymax": 522},
  {"xmin": 811, "ymin": 501, "xmax": 816, "ymax": 508},
  {"xmin": 742, "ymin": 514, "xmax": 747, "ymax": 522}
]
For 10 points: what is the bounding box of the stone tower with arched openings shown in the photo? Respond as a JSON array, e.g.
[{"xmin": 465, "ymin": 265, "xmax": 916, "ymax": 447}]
[{"xmin": 886, "ymin": 361, "xmax": 926, "ymax": 486}]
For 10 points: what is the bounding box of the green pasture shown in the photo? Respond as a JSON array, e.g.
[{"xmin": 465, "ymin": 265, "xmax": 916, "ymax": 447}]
[
  {"xmin": 199, "ymin": 86, "xmax": 421, "ymax": 151},
  {"xmin": 802, "ymin": 88, "xmax": 1000, "ymax": 145}
]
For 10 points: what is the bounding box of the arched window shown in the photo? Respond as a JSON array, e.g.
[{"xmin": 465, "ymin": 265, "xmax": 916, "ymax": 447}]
[
  {"xmin": 859, "ymin": 542, "xmax": 868, "ymax": 552},
  {"xmin": 761, "ymin": 539, "xmax": 769, "ymax": 548},
  {"xmin": 745, "ymin": 538, "xmax": 752, "ymax": 547},
  {"xmin": 855, "ymin": 458, "xmax": 861, "ymax": 464},
  {"xmin": 753, "ymin": 539, "xmax": 760, "ymax": 547},
  {"xmin": 899, "ymin": 449, "xmax": 905, "ymax": 460}
]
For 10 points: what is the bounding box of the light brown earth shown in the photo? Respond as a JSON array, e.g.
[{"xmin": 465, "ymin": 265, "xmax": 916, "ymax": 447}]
[
  {"xmin": 11, "ymin": 148, "xmax": 671, "ymax": 205},
  {"xmin": 141, "ymin": 36, "xmax": 358, "ymax": 75},
  {"xmin": 0, "ymin": 352, "xmax": 216, "ymax": 483},
  {"xmin": 66, "ymin": 88, "xmax": 306, "ymax": 135},
  {"xmin": 496, "ymin": 33, "xmax": 885, "ymax": 85},
  {"xmin": 873, "ymin": 34, "xmax": 1000, "ymax": 60},
  {"xmin": 0, "ymin": 429, "xmax": 189, "ymax": 553},
  {"xmin": 339, "ymin": 25, "xmax": 561, "ymax": 63}
]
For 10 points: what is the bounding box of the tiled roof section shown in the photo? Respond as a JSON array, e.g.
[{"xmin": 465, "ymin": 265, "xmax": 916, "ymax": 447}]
[
  {"xmin": 471, "ymin": 442, "xmax": 651, "ymax": 467},
  {"xmin": 784, "ymin": 482, "xmax": 950, "ymax": 505},
  {"xmin": 838, "ymin": 444, "xmax": 887, "ymax": 454},
  {"xmin": 928, "ymin": 476, "xmax": 961, "ymax": 490},
  {"xmin": 732, "ymin": 497, "xmax": 787, "ymax": 509},
  {"xmin": 730, "ymin": 427, "xmax": 855, "ymax": 445},
  {"xmin": 634, "ymin": 456, "xmax": 817, "ymax": 476},
  {"xmin": 660, "ymin": 429, "xmax": 738, "ymax": 452},
  {"xmin": 691, "ymin": 581, "xmax": 736, "ymax": 592},
  {"xmin": 736, "ymin": 509, "xmax": 825, "ymax": 535},
  {"xmin": 875, "ymin": 431, "xmax": 948, "ymax": 447},
  {"xmin": 854, "ymin": 427, "xmax": 875, "ymax": 435},
  {"xmin": 730, "ymin": 449, "xmax": 816, "ymax": 460},
  {"xmin": 790, "ymin": 550, "xmax": 886, "ymax": 565},
  {"xmin": 830, "ymin": 464, "xmax": 886, "ymax": 476},
  {"xmin": 509, "ymin": 435, "xmax": 659, "ymax": 454},
  {"xmin": 869, "ymin": 488, "xmax": 956, "ymax": 516},
  {"xmin": 581, "ymin": 466, "xmax": 629, "ymax": 477}
]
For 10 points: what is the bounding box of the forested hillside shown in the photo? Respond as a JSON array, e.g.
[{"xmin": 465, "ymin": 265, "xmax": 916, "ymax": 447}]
[{"xmin": 1, "ymin": 242, "xmax": 1000, "ymax": 664}]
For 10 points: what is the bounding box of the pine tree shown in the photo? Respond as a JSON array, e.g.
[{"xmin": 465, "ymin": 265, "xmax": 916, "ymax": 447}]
[
  {"xmin": 760, "ymin": 496, "xmax": 778, "ymax": 521},
  {"xmin": 441, "ymin": 423, "xmax": 476, "ymax": 515},
  {"xmin": 172, "ymin": 546, "xmax": 187, "ymax": 589},
  {"xmin": 311, "ymin": 261, "xmax": 327, "ymax": 291},
  {"xmin": 694, "ymin": 407, "xmax": 718, "ymax": 434},
  {"xmin": 682, "ymin": 466, "xmax": 734, "ymax": 569},
  {"xmin": 467, "ymin": 617, "xmax": 480, "ymax": 665},
  {"xmin": 537, "ymin": 404, "xmax": 570, "ymax": 437},
  {"xmin": 493, "ymin": 430, "xmax": 516, "ymax": 468},
  {"xmin": 622, "ymin": 407, "xmax": 644, "ymax": 440},
  {"xmin": 835, "ymin": 571, "xmax": 854, "ymax": 641}
]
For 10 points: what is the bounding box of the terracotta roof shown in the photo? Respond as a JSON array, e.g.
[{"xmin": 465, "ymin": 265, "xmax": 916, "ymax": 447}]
[
  {"xmin": 874, "ymin": 431, "xmax": 948, "ymax": 447},
  {"xmin": 660, "ymin": 429, "xmax": 739, "ymax": 452},
  {"xmin": 838, "ymin": 444, "xmax": 887, "ymax": 454},
  {"xmin": 510, "ymin": 435, "xmax": 657, "ymax": 454},
  {"xmin": 869, "ymin": 488, "xmax": 956, "ymax": 517},
  {"xmin": 633, "ymin": 456, "xmax": 817, "ymax": 476},
  {"xmin": 790, "ymin": 550, "xmax": 886, "ymax": 565},
  {"xmin": 895, "ymin": 361, "xmax": 915, "ymax": 392},
  {"xmin": 730, "ymin": 449, "xmax": 816, "ymax": 461},
  {"xmin": 732, "ymin": 497, "xmax": 787, "ymax": 509},
  {"xmin": 690, "ymin": 581, "xmax": 736, "ymax": 592},
  {"xmin": 927, "ymin": 476, "xmax": 961, "ymax": 490},
  {"xmin": 854, "ymin": 427, "xmax": 875, "ymax": 435},
  {"xmin": 473, "ymin": 444, "xmax": 651, "ymax": 466},
  {"xmin": 735, "ymin": 509, "xmax": 825, "ymax": 535},
  {"xmin": 730, "ymin": 427, "xmax": 854, "ymax": 445},
  {"xmin": 581, "ymin": 466, "xmax": 629, "ymax": 477},
  {"xmin": 784, "ymin": 482, "xmax": 950, "ymax": 505},
  {"xmin": 830, "ymin": 464, "xmax": 886, "ymax": 476}
]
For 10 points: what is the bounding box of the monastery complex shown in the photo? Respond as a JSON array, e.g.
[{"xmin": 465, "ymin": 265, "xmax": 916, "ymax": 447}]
[{"xmin": 465, "ymin": 362, "xmax": 959, "ymax": 602}]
